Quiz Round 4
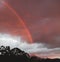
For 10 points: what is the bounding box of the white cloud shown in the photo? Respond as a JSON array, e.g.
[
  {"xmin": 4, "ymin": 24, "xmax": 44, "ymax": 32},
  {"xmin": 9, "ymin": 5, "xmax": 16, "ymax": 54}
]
[
  {"xmin": 0, "ymin": 33, "xmax": 48, "ymax": 53},
  {"xmin": 0, "ymin": 33, "xmax": 60, "ymax": 58}
]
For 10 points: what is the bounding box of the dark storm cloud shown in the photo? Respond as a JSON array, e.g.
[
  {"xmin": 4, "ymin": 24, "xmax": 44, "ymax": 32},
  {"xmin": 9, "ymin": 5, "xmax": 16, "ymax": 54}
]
[
  {"xmin": 7, "ymin": 0, "xmax": 60, "ymax": 47},
  {"xmin": 0, "ymin": 2, "xmax": 30, "ymax": 42},
  {"xmin": 1, "ymin": 0, "xmax": 60, "ymax": 58}
]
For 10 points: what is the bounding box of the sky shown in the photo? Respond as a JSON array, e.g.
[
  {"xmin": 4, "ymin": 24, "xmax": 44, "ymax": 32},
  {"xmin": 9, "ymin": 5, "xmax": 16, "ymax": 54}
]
[{"xmin": 0, "ymin": 0, "xmax": 60, "ymax": 58}]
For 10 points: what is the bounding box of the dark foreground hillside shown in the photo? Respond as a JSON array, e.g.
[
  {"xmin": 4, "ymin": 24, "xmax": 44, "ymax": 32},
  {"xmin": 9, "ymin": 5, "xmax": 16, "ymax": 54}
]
[{"xmin": 0, "ymin": 46, "xmax": 60, "ymax": 62}]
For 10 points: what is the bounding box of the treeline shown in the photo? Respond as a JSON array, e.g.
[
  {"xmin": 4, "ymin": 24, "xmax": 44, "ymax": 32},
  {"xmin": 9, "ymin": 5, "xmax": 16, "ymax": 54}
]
[
  {"xmin": 31, "ymin": 56, "xmax": 60, "ymax": 62},
  {"xmin": 0, "ymin": 46, "xmax": 59, "ymax": 62}
]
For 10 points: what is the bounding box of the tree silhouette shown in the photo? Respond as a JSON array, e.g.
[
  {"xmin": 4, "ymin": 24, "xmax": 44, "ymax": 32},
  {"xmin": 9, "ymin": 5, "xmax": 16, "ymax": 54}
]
[{"xmin": 0, "ymin": 46, "xmax": 59, "ymax": 62}]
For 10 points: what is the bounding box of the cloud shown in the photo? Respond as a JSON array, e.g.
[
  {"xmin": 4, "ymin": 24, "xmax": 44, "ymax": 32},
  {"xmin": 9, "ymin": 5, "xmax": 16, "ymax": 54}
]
[
  {"xmin": 0, "ymin": 33, "xmax": 60, "ymax": 58},
  {"xmin": 18, "ymin": 41, "xmax": 60, "ymax": 58},
  {"xmin": 19, "ymin": 42, "xmax": 60, "ymax": 54}
]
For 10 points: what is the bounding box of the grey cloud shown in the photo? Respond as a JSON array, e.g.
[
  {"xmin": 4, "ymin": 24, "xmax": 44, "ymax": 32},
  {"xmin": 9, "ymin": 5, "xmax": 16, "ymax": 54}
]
[{"xmin": 0, "ymin": 33, "xmax": 60, "ymax": 58}]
